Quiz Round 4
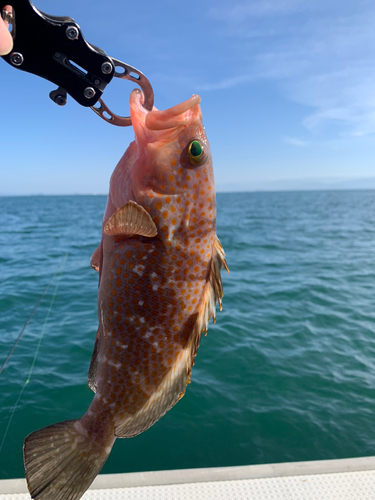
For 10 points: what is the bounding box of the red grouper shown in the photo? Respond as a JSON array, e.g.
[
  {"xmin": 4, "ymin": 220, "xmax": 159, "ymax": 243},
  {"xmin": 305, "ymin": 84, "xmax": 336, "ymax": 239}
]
[{"xmin": 23, "ymin": 90, "xmax": 229, "ymax": 500}]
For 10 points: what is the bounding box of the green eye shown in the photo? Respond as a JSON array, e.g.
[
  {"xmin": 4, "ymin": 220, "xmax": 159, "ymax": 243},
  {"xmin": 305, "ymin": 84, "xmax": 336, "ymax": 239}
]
[
  {"xmin": 189, "ymin": 140, "xmax": 203, "ymax": 157},
  {"xmin": 187, "ymin": 140, "xmax": 207, "ymax": 165}
]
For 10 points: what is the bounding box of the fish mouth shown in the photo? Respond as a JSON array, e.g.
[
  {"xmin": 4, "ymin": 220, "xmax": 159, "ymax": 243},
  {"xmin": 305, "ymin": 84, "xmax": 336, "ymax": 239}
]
[
  {"xmin": 130, "ymin": 90, "xmax": 202, "ymax": 138},
  {"xmin": 145, "ymin": 94, "xmax": 201, "ymax": 130}
]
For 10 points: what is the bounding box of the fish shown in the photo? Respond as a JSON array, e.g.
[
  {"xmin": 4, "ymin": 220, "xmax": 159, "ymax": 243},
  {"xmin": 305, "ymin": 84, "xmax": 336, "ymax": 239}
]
[{"xmin": 23, "ymin": 90, "xmax": 228, "ymax": 500}]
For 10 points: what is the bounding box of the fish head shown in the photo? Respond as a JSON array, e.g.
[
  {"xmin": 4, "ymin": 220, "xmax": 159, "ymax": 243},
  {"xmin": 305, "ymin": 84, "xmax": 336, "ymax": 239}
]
[
  {"xmin": 127, "ymin": 90, "xmax": 216, "ymax": 239},
  {"xmin": 130, "ymin": 89, "xmax": 212, "ymax": 193}
]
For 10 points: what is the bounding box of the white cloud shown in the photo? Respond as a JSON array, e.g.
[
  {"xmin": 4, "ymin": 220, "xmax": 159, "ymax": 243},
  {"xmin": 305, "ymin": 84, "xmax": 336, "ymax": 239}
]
[
  {"xmin": 208, "ymin": 0, "xmax": 306, "ymax": 21},
  {"xmin": 195, "ymin": 74, "xmax": 255, "ymax": 91},
  {"xmin": 204, "ymin": 0, "xmax": 375, "ymax": 137},
  {"xmin": 284, "ymin": 136, "xmax": 309, "ymax": 146}
]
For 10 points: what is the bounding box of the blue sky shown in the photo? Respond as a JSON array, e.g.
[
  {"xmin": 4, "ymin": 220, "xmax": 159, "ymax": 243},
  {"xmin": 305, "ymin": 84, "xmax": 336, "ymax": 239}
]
[{"xmin": 2, "ymin": 0, "xmax": 375, "ymax": 194}]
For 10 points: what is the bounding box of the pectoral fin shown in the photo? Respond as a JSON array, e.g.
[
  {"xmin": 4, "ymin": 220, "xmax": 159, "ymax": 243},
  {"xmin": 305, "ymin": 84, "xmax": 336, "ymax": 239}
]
[
  {"xmin": 104, "ymin": 201, "xmax": 157, "ymax": 238},
  {"xmin": 90, "ymin": 245, "xmax": 101, "ymax": 272}
]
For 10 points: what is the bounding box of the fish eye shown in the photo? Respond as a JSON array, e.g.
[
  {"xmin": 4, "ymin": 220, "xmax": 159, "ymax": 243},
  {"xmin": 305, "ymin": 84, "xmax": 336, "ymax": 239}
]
[{"xmin": 187, "ymin": 140, "xmax": 207, "ymax": 166}]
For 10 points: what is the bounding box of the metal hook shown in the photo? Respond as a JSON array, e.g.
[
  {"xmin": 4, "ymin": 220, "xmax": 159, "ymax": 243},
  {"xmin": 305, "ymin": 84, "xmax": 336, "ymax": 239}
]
[
  {"xmin": 90, "ymin": 58, "xmax": 154, "ymax": 126},
  {"xmin": 1, "ymin": 2, "xmax": 154, "ymax": 126}
]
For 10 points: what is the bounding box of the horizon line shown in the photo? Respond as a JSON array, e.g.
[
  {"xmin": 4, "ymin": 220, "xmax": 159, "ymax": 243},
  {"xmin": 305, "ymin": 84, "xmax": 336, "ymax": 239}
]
[{"xmin": 4, "ymin": 186, "xmax": 375, "ymax": 197}]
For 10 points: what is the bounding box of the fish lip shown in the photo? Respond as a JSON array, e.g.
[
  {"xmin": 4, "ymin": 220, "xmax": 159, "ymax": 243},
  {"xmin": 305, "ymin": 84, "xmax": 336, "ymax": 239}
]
[
  {"xmin": 145, "ymin": 95, "xmax": 201, "ymax": 131},
  {"xmin": 129, "ymin": 90, "xmax": 202, "ymax": 132}
]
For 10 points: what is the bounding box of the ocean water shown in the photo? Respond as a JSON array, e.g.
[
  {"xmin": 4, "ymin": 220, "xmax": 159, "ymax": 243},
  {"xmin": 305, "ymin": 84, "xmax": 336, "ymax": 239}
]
[{"xmin": 1, "ymin": 191, "xmax": 375, "ymax": 479}]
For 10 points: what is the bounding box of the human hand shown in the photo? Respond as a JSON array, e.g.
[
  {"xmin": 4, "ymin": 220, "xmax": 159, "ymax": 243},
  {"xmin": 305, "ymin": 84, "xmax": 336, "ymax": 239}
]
[{"xmin": 0, "ymin": 5, "xmax": 13, "ymax": 56}]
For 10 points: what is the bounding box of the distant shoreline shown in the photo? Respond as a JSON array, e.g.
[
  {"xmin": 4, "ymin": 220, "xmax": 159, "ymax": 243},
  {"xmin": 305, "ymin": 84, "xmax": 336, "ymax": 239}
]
[{"xmin": 3, "ymin": 187, "xmax": 375, "ymax": 197}]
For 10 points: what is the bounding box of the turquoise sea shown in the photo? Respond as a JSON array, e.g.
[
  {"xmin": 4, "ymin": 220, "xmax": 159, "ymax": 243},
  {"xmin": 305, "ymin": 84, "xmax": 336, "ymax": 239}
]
[{"xmin": 1, "ymin": 191, "xmax": 375, "ymax": 479}]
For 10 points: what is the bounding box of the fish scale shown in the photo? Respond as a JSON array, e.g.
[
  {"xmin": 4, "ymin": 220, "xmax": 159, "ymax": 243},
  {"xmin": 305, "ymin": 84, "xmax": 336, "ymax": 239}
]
[{"xmin": 23, "ymin": 90, "xmax": 228, "ymax": 500}]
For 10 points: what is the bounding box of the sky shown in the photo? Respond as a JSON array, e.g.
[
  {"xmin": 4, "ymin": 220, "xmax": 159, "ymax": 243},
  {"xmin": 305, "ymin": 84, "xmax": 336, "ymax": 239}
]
[{"xmin": 2, "ymin": 0, "xmax": 375, "ymax": 194}]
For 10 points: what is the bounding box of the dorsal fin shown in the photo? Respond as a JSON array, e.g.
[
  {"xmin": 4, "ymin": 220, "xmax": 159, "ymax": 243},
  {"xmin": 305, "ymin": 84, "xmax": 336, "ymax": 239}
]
[
  {"xmin": 104, "ymin": 201, "xmax": 157, "ymax": 238},
  {"xmin": 90, "ymin": 245, "xmax": 101, "ymax": 272},
  {"xmin": 190, "ymin": 237, "xmax": 229, "ymax": 357}
]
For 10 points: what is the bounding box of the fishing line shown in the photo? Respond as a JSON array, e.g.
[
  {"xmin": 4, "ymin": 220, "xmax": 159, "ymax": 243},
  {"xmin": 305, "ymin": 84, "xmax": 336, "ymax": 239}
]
[
  {"xmin": 0, "ymin": 253, "xmax": 68, "ymax": 456},
  {"xmin": 0, "ymin": 254, "xmax": 68, "ymax": 376}
]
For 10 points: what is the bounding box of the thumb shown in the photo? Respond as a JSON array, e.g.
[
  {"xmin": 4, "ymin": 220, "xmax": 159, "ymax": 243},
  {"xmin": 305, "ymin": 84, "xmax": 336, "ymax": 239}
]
[{"xmin": 0, "ymin": 15, "xmax": 13, "ymax": 56}]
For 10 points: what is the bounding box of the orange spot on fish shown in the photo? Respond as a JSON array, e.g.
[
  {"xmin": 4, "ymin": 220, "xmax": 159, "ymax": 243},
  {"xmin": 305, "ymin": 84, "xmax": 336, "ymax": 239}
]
[
  {"xmin": 155, "ymin": 201, "xmax": 162, "ymax": 210},
  {"xmin": 170, "ymin": 159, "xmax": 177, "ymax": 167},
  {"xmin": 165, "ymin": 196, "xmax": 171, "ymax": 204},
  {"xmin": 169, "ymin": 174, "xmax": 175, "ymax": 181}
]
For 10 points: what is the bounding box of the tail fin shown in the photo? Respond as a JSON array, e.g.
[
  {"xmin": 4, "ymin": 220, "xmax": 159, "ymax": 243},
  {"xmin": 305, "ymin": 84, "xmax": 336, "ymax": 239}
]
[{"xmin": 23, "ymin": 419, "xmax": 114, "ymax": 500}]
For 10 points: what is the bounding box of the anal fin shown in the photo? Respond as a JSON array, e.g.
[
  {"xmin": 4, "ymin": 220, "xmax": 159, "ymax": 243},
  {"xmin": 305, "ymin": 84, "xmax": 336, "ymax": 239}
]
[{"xmin": 88, "ymin": 324, "xmax": 102, "ymax": 393}]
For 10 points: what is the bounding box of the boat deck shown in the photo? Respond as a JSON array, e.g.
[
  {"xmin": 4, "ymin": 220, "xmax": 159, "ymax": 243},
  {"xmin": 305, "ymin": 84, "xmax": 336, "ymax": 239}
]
[{"xmin": 1, "ymin": 456, "xmax": 374, "ymax": 499}]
